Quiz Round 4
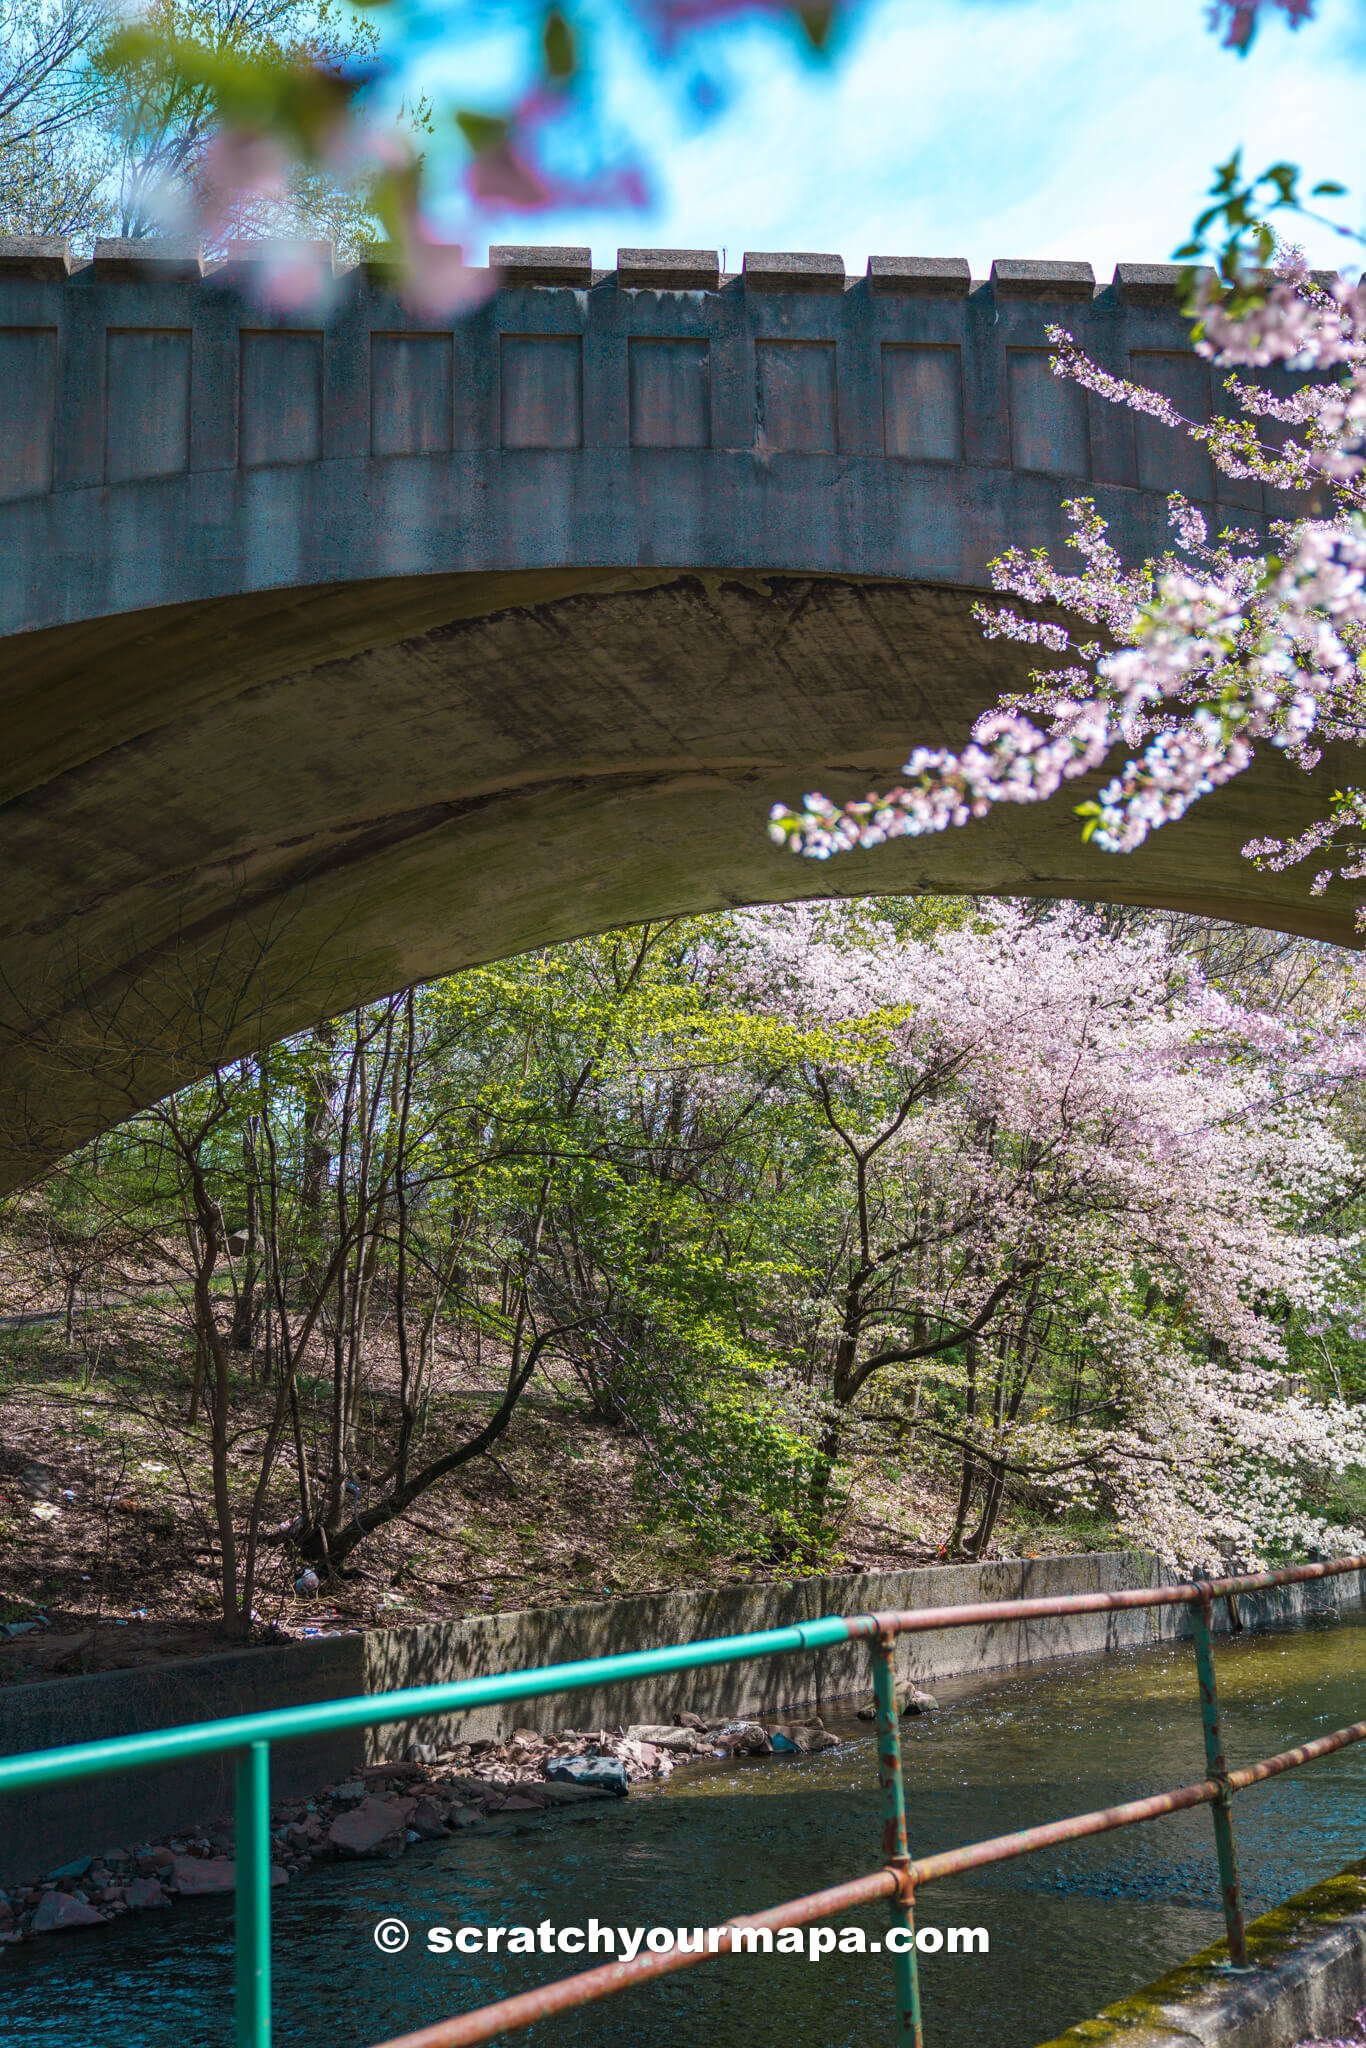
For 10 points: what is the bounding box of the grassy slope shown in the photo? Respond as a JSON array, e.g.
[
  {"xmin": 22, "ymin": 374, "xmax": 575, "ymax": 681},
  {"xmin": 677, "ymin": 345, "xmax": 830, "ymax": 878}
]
[{"xmin": 0, "ymin": 1307, "xmax": 1115, "ymax": 1686}]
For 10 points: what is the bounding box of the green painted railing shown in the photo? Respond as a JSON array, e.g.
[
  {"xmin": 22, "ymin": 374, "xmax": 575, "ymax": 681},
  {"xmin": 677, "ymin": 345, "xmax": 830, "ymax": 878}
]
[{"xmin": 3, "ymin": 1557, "xmax": 1364, "ymax": 2048}]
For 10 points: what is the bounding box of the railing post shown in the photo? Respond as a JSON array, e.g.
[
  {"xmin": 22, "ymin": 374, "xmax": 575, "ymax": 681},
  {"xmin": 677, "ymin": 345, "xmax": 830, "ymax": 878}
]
[
  {"xmin": 1190, "ymin": 1589, "xmax": 1249, "ymax": 1967},
  {"xmin": 872, "ymin": 1631, "xmax": 923, "ymax": 2048},
  {"xmin": 235, "ymin": 1739, "xmax": 273, "ymax": 2047}
]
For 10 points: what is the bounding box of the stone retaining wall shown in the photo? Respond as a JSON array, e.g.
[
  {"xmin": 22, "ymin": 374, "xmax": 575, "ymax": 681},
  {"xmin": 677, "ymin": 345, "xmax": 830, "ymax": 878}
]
[
  {"xmin": 1036, "ymin": 1862, "xmax": 1366, "ymax": 2047},
  {"xmin": 3, "ymin": 1552, "xmax": 1360, "ymax": 1884}
]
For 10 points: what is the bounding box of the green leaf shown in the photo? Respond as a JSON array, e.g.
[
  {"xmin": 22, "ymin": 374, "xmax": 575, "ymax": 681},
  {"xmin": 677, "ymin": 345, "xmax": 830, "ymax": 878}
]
[
  {"xmin": 455, "ymin": 108, "xmax": 509, "ymax": 154},
  {"xmin": 542, "ymin": 8, "xmax": 576, "ymax": 81},
  {"xmin": 797, "ymin": 1, "xmax": 837, "ymax": 49}
]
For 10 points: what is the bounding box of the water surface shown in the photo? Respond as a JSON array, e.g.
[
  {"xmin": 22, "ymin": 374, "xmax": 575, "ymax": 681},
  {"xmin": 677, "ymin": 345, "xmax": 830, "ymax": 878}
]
[{"xmin": 5, "ymin": 1607, "xmax": 1366, "ymax": 2047}]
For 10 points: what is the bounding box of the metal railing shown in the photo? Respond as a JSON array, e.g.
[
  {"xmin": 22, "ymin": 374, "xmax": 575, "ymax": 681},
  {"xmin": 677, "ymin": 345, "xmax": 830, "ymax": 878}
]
[{"xmin": 2, "ymin": 1556, "xmax": 1364, "ymax": 2048}]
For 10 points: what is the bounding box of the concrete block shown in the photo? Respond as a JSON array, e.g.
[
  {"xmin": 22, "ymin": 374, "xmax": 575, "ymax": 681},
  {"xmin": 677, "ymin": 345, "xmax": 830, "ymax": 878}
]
[
  {"xmin": 1008, "ymin": 346, "xmax": 1090, "ymax": 476},
  {"xmin": 743, "ymin": 251, "xmax": 845, "ymax": 292},
  {"xmin": 222, "ymin": 238, "xmax": 336, "ymax": 272},
  {"xmin": 105, "ymin": 329, "xmax": 192, "ymax": 484},
  {"xmin": 1038, "ymin": 1861, "xmax": 1366, "ymax": 2047},
  {"xmin": 500, "ymin": 332, "xmax": 583, "ymax": 449},
  {"xmin": 628, "ymin": 337, "xmax": 710, "ymax": 447},
  {"xmin": 617, "ymin": 248, "xmax": 720, "ymax": 292},
  {"xmin": 882, "ymin": 343, "xmax": 964, "ymax": 461},
  {"xmin": 0, "ymin": 327, "xmax": 57, "ymax": 498},
  {"xmin": 1131, "ymin": 349, "xmax": 1214, "ymax": 501},
  {"xmin": 239, "ymin": 330, "xmax": 323, "ymax": 467},
  {"xmin": 0, "ymin": 237, "xmax": 73, "ymax": 279},
  {"xmin": 490, "ymin": 246, "xmax": 591, "ymax": 288},
  {"xmin": 868, "ymin": 256, "xmax": 971, "ymax": 294},
  {"xmin": 356, "ymin": 244, "xmax": 431, "ymax": 282},
  {"xmin": 756, "ymin": 338, "xmax": 837, "ymax": 451},
  {"xmin": 1114, "ymin": 262, "xmax": 1199, "ymax": 304},
  {"xmin": 92, "ymin": 238, "xmax": 203, "ymax": 280},
  {"xmin": 370, "ymin": 332, "xmax": 454, "ymax": 457}
]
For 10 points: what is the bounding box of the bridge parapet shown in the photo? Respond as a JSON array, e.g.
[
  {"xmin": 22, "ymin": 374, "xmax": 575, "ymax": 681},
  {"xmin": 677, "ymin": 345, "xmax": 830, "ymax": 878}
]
[
  {"xmin": 0, "ymin": 238, "xmax": 1278, "ymax": 639},
  {"xmin": 0, "ymin": 241, "xmax": 1344, "ymax": 1191}
]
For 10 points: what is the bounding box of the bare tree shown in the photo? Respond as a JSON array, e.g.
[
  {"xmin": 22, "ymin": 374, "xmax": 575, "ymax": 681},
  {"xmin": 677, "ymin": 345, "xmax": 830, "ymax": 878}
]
[{"xmin": 0, "ymin": 0, "xmax": 114, "ymax": 237}]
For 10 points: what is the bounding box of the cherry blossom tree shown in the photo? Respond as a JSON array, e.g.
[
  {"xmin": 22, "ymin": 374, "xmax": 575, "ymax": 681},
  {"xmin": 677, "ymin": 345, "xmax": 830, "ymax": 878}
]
[
  {"xmin": 721, "ymin": 900, "xmax": 1366, "ymax": 1567},
  {"xmin": 770, "ymin": 237, "xmax": 1366, "ymax": 932},
  {"xmin": 1209, "ymin": 0, "xmax": 1317, "ymax": 52},
  {"xmin": 10, "ymin": 896, "xmax": 1366, "ymax": 1607}
]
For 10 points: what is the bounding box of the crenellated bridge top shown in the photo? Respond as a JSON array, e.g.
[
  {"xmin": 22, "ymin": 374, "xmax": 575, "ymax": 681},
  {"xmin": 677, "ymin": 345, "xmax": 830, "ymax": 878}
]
[{"xmin": 0, "ymin": 238, "xmax": 1278, "ymax": 640}]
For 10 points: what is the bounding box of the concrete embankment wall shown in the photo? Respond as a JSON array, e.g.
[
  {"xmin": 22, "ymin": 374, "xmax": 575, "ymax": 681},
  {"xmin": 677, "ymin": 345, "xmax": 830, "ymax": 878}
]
[
  {"xmin": 2, "ymin": 1552, "xmax": 1360, "ymax": 1884},
  {"xmin": 1036, "ymin": 1861, "xmax": 1366, "ymax": 2048}
]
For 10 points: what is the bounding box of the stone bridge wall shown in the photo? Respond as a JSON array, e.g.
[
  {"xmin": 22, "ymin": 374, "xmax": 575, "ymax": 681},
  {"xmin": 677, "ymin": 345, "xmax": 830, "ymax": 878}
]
[
  {"xmin": 2, "ymin": 240, "xmax": 1343, "ymax": 1189},
  {"xmin": 0, "ymin": 238, "xmax": 1272, "ymax": 639}
]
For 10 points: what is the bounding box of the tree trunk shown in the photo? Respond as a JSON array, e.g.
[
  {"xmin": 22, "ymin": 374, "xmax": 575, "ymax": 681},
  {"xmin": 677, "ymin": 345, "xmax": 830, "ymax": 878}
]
[
  {"xmin": 295, "ymin": 1323, "xmax": 562, "ymax": 1575},
  {"xmin": 946, "ymin": 1337, "xmax": 981, "ymax": 1554},
  {"xmin": 229, "ymin": 1128, "xmax": 259, "ymax": 1354}
]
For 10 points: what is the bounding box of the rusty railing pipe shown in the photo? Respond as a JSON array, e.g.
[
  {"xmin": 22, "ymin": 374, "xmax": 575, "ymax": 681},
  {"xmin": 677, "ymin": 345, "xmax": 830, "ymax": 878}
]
[
  {"xmin": 872, "ymin": 1631, "xmax": 923, "ymax": 2048},
  {"xmin": 367, "ymin": 1870, "xmax": 901, "ymax": 2048}
]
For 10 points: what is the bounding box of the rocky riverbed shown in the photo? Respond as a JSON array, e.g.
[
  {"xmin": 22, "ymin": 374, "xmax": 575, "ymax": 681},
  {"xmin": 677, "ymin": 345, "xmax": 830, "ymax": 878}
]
[{"xmin": 0, "ymin": 1706, "xmax": 852, "ymax": 1944}]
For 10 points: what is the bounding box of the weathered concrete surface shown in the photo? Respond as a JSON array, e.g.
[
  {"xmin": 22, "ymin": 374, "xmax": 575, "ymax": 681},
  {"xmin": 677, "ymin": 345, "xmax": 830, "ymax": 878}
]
[
  {"xmin": 0, "ymin": 1631, "xmax": 364, "ymax": 1886},
  {"xmin": 3, "ymin": 1550, "xmax": 1359, "ymax": 1884},
  {"xmin": 367, "ymin": 1549, "xmax": 1166, "ymax": 1757},
  {"xmin": 1036, "ymin": 1863, "xmax": 1366, "ymax": 2047},
  {"xmin": 0, "ymin": 245, "xmax": 1351, "ymax": 1185}
]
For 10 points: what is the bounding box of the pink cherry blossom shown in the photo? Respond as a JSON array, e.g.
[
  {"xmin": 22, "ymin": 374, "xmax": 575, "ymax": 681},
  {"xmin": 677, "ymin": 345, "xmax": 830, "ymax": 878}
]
[
  {"xmin": 718, "ymin": 900, "xmax": 1366, "ymax": 1569},
  {"xmin": 1208, "ymin": 0, "xmax": 1317, "ymax": 52},
  {"xmin": 773, "ymin": 247, "xmax": 1366, "ymax": 924}
]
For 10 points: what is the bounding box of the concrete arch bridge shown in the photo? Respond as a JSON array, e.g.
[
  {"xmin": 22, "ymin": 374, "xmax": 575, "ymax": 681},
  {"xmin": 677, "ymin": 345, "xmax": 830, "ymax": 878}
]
[{"xmin": 0, "ymin": 235, "xmax": 1350, "ymax": 1188}]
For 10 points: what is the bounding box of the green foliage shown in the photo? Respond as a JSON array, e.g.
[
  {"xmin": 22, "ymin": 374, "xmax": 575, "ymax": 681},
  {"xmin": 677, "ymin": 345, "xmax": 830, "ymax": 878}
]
[
  {"xmin": 1, "ymin": 0, "xmax": 401, "ymax": 248},
  {"xmin": 423, "ymin": 920, "xmax": 840, "ymax": 1554},
  {"xmin": 1174, "ymin": 146, "xmax": 1353, "ymax": 315},
  {"xmin": 12, "ymin": 894, "xmax": 1366, "ymax": 1601}
]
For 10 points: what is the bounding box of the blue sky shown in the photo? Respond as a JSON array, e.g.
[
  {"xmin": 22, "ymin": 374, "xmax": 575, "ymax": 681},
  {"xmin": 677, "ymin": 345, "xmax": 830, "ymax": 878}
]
[{"xmin": 420, "ymin": 0, "xmax": 1366, "ymax": 277}]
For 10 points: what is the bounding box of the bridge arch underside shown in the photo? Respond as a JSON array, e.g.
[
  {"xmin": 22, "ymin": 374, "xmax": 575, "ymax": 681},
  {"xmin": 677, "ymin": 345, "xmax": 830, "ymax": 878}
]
[{"xmin": 1, "ymin": 563, "xmax": 1359, "ymax": 1191}]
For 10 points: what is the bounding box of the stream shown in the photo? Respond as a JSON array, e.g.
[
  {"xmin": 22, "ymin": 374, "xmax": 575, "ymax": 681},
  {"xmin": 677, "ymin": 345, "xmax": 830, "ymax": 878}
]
[{"xmin": 5, "ymin": 1604, "xmax": 1366, "ymax": 2047}]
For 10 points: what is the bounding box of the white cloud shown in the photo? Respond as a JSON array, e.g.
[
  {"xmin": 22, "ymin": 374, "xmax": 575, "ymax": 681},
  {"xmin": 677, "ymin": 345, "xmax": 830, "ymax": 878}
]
[{"xmin": 455, "ymin": 0, "xmax": 1366, "ymax": 276}]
